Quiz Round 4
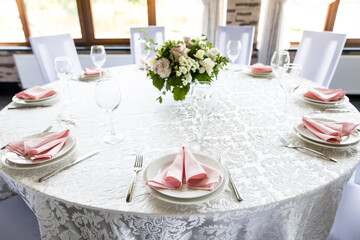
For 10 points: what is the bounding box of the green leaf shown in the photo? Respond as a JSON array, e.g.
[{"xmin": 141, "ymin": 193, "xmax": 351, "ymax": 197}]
[
  {"xmin": 151, "ymin": 73, "xmax": 165, "ymax": 91},
  {"xmin": 172, "ymin": 86, "xmax": 190, "ymax": 101},
  {"xmin": 156, "ymin": 96, "xmax": 163, "ymax": 103},
  {"xmin": 196, "ymin": 73, "xmax": 210, "ymax": 82},
  {"xmin": 168, "ymin": 76, "xmax": 182, "ymax": 86}
]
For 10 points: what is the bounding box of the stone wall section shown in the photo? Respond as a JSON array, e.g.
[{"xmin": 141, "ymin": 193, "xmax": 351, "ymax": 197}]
[{"xmin": 226, "ymin": 0, "xmax": 262, "ymax": 64}]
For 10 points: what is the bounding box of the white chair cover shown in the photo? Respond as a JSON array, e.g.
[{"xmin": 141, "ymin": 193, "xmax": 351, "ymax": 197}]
[
  {"xmin": 130, "ymin": 27, "xmax": 165, "ymax": 64},
  {"xmin": 30, "ymin": 34, "xmax": 82, "ymax": 84},
  {"xmin": 215, "ymin": 26, "xmax": 255, "ymax": 65},
  {"xmin": 293, "ymin": 31, "xmax": 346, "ymax": 88},
  {"xmin": 0, "ymin": 195, "xmax": 40, "ymax": 240}
]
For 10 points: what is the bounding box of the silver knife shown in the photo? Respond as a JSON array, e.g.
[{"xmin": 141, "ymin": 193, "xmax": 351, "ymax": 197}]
[
  {"xmin": 220, "ymin": 157, "xmax": 243, "ymax": 201},
  {"xmin": 8, "ymin": 105, "xmax": 51, "ymax": 110},
  {"xmin": 38, "ymin": 150, "xmax": 100, "ymax": 182}
]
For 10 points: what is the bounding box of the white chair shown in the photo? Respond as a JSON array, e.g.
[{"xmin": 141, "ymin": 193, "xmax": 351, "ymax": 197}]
[
  {"xmin": 0, "ymin": 195, "xmax": 40, "ymax": 240},
  {"xmin": 293, "ymin": 31, "xmax": 346, "ymax": 88},
  {"xmin": 130, "ymin": 27, "xmax": 165, "ymax": 64},
  {"xmin": 30, "ymin": 34, "xmax": 82, "ymax": 83},
  {"xmin": 215, "ymin": 26, "xmax": 255, "ymax": 66}
]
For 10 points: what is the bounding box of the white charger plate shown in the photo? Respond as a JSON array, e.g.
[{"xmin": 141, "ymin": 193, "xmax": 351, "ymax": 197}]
[
  {"xmin": 300, "ymin": 94, "xmax": 349, "ymax": 107},
  {"xmin": 243, "ymin": 68, "xmax": 275, "ymax": 78},
  {"xmin": 12, "ymin": 91, "xmax": 59, "ymax": 103},
  {"xmin": 5, "ymin": 132, "xmax": 76, "ymax": 165},
  {"xmin": 144, "ymin": 153, "xmax": 227, "ymax": 204},
  {"xmin": 1, "ymin": 138, "xmax": 77, "ymax": 170},
  {"xmin": 294, "ymin": 118, "xmax": 360, "ymax": 148}
]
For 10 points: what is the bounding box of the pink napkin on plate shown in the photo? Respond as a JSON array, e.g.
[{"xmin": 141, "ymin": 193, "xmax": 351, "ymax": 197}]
[
  {"xmin": 302, "ymin": 116, "xmax": 358, "ymax": 143},
  {"xmin": 6, "ymin": 130, "xmax": 70, "ymax": 161},
  {"xmin": 146, "ymin": 146, "xmax": 221, "ymax": 191},
  {"xmin": 250, "ymin": 63, "xmax": 272, "ymax": 73},
  {"xmin": 15, "ymin": 86, "xmax": 57, "ymax": 100},
  {"xmin": 303, "ymin": 88, "xmax": 346, "ymax": 102},
  {"xmin": 83, "ymin": 66, "xmax": 105, "ymax": 76}
]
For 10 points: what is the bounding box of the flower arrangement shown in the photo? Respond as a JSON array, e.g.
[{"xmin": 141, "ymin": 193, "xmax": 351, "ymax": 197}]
[{"xmin": 147, "ymin": 36, "xmax": 228, "ymax": 103}]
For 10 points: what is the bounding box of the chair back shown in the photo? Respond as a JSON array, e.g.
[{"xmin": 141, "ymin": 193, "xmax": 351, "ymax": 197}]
[
  {"xmin": 215, "ymin": 26, "xmax": 255, "ymax": 65},
  {"xmin": 30, "ymin": 34, "xmax": 82, "ymax": 83},
  {"xmin": 130, "ymin": 27, "xmax": 165, "ymax": 64},
  {"xmin": 293, "ymin": 31, "xmax": 346, "ymax": 88}
]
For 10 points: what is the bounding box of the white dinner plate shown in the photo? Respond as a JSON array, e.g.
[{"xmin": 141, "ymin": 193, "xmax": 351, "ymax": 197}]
[
  {"xmin": 294, "ymin": 118, "xmax": 360, "ymax": 148},
  {"xmin": 300, "ymin": 94, "xmax": 349, "ymax": 107},
  {"xmin": 243, "ymin": 68, "xmax": 275, "ymax": 78},
  {"xmin": 5, "ymin": 132, "xmax": 76, "ymax": 165},
  {"xmin": 1, "ymin": 138, "xmax": 77, "ymax": 170},
  {"xmin": 12, "ymin": 91, "xmax": 59, "ymax": 103},
  {"xmin": 144, "ymin": 153, "xmax": 227, "ymax": 204}
]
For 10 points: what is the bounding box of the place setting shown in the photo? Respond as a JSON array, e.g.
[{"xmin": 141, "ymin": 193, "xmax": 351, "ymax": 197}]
[
  {"xmin": 9, "ymin": 86, "xmax": 60, "ymax": 110},
  {"xmin": 142, "ymin": 146, "xmax": 228, "ymax": 205},
  {"xmin": 0, "ymin": 128, "xmax": 78, "ymax": 170},
  {"xmin": 299, "ymin": 87, "xmax": 349, "ymax": 109},
  {"xmin": 243, "ymin": 63, "xmax": 275, "ymax": 78},
  {"xmin": 77, "ymin": 45, "xmax": 108, "ymax": 82}
]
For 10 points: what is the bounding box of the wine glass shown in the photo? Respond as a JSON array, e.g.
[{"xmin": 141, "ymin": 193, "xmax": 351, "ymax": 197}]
[
  {"xmin": 136, "ymin": 39, "xmax": 150, "ymax": 70},
  {"xmin": 270, "ymin": 50, "xmax": 290, "ymax": 78},
  {"xmin": 55, "ymin": 56, "xmax": 75, "ymax": 104},
  {"xmin": 95, "ymin": 78, "xmax": 124, "ymax": 144},
  {"xmin": 278, "ymin": 63, "xmax": 302, "ymax": 113},
  {"xmin": 226, "ymin": 40, "xmax": 242, "ymax": 71},
  {"xmin": 190, "ymin": 81, "xmax": 216, "ymax": 151},
  {"xmin": 90, "ymin": 45, "xmax": 106, "ymax": 78}
]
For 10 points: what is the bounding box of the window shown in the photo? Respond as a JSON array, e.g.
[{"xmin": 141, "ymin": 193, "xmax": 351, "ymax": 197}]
[
  {"xmin": 267, "ymin": 0, "xmax": 360, "ymax": 47},
  {"xmin": 0, "ymin": 0, "xmax": 26, "ymax": 43}
]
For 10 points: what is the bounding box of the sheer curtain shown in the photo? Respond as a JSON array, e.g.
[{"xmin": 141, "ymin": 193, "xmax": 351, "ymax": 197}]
[
  {"xmin": 258, "ymin": 0, "xmax": 336, "ymax": 64},
  {"xmin": 202, "ymin": 0, "xmax": 227, "ymax": 43}
]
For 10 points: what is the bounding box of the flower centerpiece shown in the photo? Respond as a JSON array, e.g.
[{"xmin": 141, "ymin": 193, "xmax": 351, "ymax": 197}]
[{"xmin": 147, "ymin": 36, "xmax": 228, "ymax": 103}]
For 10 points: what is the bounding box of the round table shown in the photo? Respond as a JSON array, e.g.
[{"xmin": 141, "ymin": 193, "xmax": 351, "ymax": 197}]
[{"xmin": 0, "ymin": 65, "xmax": 359, "ymax": 240}]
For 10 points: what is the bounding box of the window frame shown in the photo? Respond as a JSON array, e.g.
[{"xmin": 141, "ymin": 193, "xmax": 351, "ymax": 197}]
[
  {"xmin": 2, "ymin": 0, "xmax": 157, "ymax": 46},
  {"xmin": 290, "ymin": 0, "xmax": 360, "ymax": 47}
]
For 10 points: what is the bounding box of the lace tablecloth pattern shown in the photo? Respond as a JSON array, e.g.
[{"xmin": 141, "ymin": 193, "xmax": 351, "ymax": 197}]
[{"xmin": 0, "ymin": 65, "xmax": 359, "ymax": 240}]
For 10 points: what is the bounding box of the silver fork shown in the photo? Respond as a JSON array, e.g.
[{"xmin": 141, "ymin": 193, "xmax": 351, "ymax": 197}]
[
  {"xmin": 126, "ymin": 155, "xmax": 143, "ymax": 203},
  {"xmin": 279, "ymin": 137, "xmax": 337, "ymax": 163}
]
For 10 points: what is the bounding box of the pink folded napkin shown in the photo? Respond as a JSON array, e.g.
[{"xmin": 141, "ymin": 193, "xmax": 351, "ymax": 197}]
[
  {"xmin": 303, "ymin": 88, "xmax": 346, "ymax": 102},
  {"xmin": 146, "ymin": 147, "xmax": 221, "ymax": 191},
  {"xmin": 83, "ymin": 66, "xmax": 105, "ymax": 76},
  {"xmin": 15, "ymin": 86, "xmax": 57, "ymax": 100},
  {"xmin": 6, "ymin": 130, "xmax": 70, "ymax": 161},
  {"xmin": 251, "ymin": 63, "xmax": 272, "ymax": 73},
  {"xmin": 302, "ymin": 116, "xmax": 358, "ymax": 143}
]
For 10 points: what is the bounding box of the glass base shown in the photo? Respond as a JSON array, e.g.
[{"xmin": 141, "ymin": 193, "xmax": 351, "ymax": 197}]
[{"xmin": 103, "ymin": 134, "xmax": 124, "ymax": 144}]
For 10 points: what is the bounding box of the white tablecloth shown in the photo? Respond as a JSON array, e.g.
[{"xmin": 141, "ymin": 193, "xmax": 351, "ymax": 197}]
[{"xmin": 0, "ymin": 65, "xmax": 359, "ymax": 240}]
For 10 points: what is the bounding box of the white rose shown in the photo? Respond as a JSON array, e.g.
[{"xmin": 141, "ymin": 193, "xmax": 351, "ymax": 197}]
[
  {"xmin": 194, "ymin": 50, "xmax": 205, "ymax": 59},
  {"xmin": 149, "ymin": 57, "xmax": 157, "ymax": 68},
  {"xmin": 202, "ymin": 58, "xmax": 215, "ymax": 75},
  {"xmin": 153, "ymin": 58, "xmax": 171, "ymax": 78},
  {"xmin": 199, "ymin": 42, "xmax": 206, "ymax": 49},
  {"xmin": 207, "ymin": 48, "xmax": 220, "ymax": 60},
  {"xmin": 171, "ymin": 44, "xmax": 190, "ymax": 62}
]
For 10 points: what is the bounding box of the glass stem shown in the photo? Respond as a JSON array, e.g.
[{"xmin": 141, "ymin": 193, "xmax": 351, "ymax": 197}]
[
  {"xmin": 66, "ymin": 78, "xmax": 73, "ymax": 102},
  {"xmin": 108, "ymin": 110, "xmax": 116, "ymax": 137},
  {"xmin": 283, "ymin": 91, "xmax": 289, "ymax": 113}
]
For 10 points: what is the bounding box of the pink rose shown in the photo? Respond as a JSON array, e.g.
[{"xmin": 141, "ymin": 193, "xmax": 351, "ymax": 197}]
[
  {"xmin": 154, "ymin": 58, "xmax": 171, "ymax": 78},
  {"xmin": 170, "ymin": 44, "xmax": 190, "ymax": 62}
]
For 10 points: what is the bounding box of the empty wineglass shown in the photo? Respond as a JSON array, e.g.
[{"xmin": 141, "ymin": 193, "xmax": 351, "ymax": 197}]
[
  {"xmin": 226, "ymin": 40, "xmax": 242, "ymax": 71},
  {"xmin": 136, "ymin": 39, "xmax": 150, "ymax": 70},
  {"xmin": 91, "ymin": 45, "xmax": 106, "ymax": 78},
  {"xmin": 95, "ymin": 78, "xmax": 124, "ymax": 144},
  {"xmin": 190, "ymin": 81, "xmax": 216, "ymax": 151},
  {"xmin": 278, "ymin": 63, "xmax": 302, "ymax": 113},
  {"xmin": 55, "ymin": 56, "xmax": 75, "ymax": 104},
  {"xmin": 270, "ymin": 50, "xmax": 290, "ymax": 77}
]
